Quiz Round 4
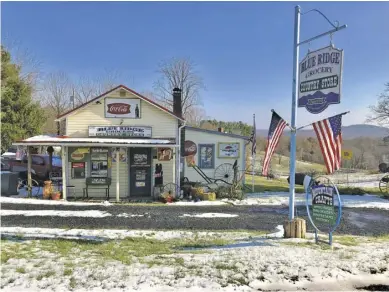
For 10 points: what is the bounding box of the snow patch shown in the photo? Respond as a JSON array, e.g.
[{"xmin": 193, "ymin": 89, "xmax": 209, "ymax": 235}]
[
  {"xmin": 168, "ymin": 201, "xmax": 227, "ymax": 206},
  {"xmin": 0, "ymin": 227, "xmax": 258, "ymax": 242},
  {"xmin": 225, "ymin": 192, "xmax": 389, "ymax": 209},
  {"xmin": 0, "ymin": 209, "xmax": 112, "ymax": 218},
  {"xmin": 117, "ymin": 213, "xmax": 145, "ymax": 218},
  {"xmin": 0, "ymin": 197, "xmax": 112, "ymax": 206},
  {"xmin": 180, "ymin": 213, "xmax": 238, "ymax": 218}
]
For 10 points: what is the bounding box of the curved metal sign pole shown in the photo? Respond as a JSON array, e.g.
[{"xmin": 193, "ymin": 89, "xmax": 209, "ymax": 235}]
[
  {"xmin": 289, "ymin": 5, "xmax": 347, "ymax": 221},
  {"xmin": 306, "ymin": 176, "xmax": 342, "ymax": 246}
]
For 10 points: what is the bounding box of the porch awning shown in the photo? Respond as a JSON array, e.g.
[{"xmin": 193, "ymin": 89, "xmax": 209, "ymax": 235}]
[{"xmin": 13, "ymin": 135, "xmax": 178, "ymax": 148}]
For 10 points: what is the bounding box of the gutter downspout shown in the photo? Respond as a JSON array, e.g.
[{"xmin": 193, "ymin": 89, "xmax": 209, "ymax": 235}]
[{"xmin": 176, "ymin": 121, "xmax": 186, "ymax": 197}]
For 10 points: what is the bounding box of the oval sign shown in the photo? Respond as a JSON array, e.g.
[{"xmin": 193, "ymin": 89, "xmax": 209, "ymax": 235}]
[
  {"xmin": 184, "ymin": 140, "xmax": 197, "ymax": 157},
  {"xmin": 71, "ymin": 153, "xmax": 85, "ymax": 161},
  {"xmin": 107, "ymin": 103, "xmax": 131, "ymax": 115},
  {"xmin": 306, "ymin": 176, "xmax": 342, "ymax": 234}
]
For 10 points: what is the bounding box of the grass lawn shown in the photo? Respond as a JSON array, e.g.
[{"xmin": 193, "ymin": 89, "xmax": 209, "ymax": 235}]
[
  {"xmin": 254, "ymin": 151, "xmax": 327, "ymax": 174},
  {"xmin": 244, "ymin": 175, "xmax": 385, "ymax": 196}
]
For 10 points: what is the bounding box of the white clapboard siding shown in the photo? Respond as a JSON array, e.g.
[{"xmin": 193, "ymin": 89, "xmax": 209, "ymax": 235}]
[
  {"xmin": 66, "ymin": 89, "xmax": 177, "ymax": 138},
  {"xmin": 184, "ymin": 129, "xmax": 247, "ymax": 184},
  {"xmin": 111, "ymin": 159, "xmax": 129, "ymax": 199}
]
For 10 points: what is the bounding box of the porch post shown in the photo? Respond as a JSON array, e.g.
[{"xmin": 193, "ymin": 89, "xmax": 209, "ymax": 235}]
[
  {"xmin": 116, "ymin": 148, "xmax": 120, "ymax": 202},
  {"xmin": 27, "ymin": 146, "xmax": 32, "ymax": 198},
  {"xmin": 62, "ymin": 146, "xmax": 67, "ymax": 200}
]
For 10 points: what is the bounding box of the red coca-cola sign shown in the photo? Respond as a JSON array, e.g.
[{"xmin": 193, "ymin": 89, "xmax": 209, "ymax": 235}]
[
  {"xmin": 184, "ymin": 140, "xmax": 197, "ymax": 157},
  {"xmin": 107, "ymin": 103, "xmax": 131, "ymax": 115}
]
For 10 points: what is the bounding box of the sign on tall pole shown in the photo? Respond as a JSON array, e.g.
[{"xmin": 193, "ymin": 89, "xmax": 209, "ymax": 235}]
[
  {"xmin": 298, "ymin": 46, "xmax": 344, "ymax": 114},
  {"xmin": 289, "ymin": 5, "xmax": 347, "ymax": 221}
]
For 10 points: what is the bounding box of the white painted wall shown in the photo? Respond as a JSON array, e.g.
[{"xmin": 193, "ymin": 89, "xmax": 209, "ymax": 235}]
[
  {"xmin": 63, "ymin": 87, "xmax": 178, "ymax": 198},
  {"xmin": 184, "ymin": 129, "xmax": 247, "ymax": 184}
]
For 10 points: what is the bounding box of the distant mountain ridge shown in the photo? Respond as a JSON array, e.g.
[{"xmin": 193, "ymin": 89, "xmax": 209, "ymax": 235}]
[{"xmin": 256, "ymin": 124, "xmax": 389, "ymax": 139}]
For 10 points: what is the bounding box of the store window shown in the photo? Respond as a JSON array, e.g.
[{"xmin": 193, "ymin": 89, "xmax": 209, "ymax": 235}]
[
  {"xmin": 198, "ymin": 144, "xmax": 215, "ymax": 169},
  {"xmin": 90, "ymin": 148, "xmax": 109, "ymax": 177}
]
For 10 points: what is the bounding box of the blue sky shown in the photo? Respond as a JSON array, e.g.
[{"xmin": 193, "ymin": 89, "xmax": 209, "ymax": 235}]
[{"xmin": 2, "ymin": 1, "xmax": 389, "ymax": 129}]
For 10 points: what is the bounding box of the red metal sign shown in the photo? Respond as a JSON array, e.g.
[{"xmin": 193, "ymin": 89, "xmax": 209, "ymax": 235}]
[
  {"xmin": 107, "ymin": 103, "xmax": 131, "ymax": 115},
  {"xmin": 184, "ymin": 140, "xmax": 197, "ymax": 157},
  {"xmin": 72, "ymin": 162, "xmax": 85, "ymax": 168}
]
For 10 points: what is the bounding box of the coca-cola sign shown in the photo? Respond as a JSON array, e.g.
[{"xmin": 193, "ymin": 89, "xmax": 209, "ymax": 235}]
[
  {"xmin": 104, "ymin": 98, "xmax": 141, "ymax": 118},
  {"xmin": 107, "ymin": 103, "xmax": 130, "ymax": 115},
  {"xmin": 184, "ymin": 140, "xmax": 197, "ymax": 157}
]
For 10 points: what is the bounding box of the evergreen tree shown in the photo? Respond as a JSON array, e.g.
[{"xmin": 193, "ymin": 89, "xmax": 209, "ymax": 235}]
[{"xmin": 1, "ymin": 46, "xmax": 46, "ymax": 152}]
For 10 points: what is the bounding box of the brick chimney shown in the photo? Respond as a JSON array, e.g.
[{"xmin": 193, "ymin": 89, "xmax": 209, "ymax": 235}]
[{"xmin": 173, "ymin": 88, "xmax": 182, "ymax": 119}]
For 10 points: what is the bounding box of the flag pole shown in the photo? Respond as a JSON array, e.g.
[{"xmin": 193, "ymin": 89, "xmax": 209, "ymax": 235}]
[
  {"xmin": 296, "ymin": 111, "xmax": 351, "ymax": 131},
  {"xmin": 271, "ymin": 109, "xmax": 293, "ymax": 131},
  {"xmin": 252, "ymin": 114, "xmax": 255, "ymax": 193}
]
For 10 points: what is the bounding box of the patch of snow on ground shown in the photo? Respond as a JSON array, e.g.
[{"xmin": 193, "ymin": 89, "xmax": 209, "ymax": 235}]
[
  {"xmin": 1, "ymin": 230, "xmax": 388, "ymax": 292},
  {"xmin": 169, "ymin": 201, "xmax": 228, "ymax": 206},
  {"xmin": 0, "ymin": 196, "xmax": 112, "ymax": 206},
  {"xmin": 226, "ymin": 192, "xmax": 389, "ymax": 209},
  {"xmin": 0, "ymin": 209, "xmax": 112, "ymax": 218},
  {"xmin": 0, "ymin": 227, "xmax": 258, "ymax": 241},
  {"xmin": 117, "ymin": 213, "xmax": 146, "ymax": 218},
  {"xmin": 180, "ymin": 213, "xmax": 238, "ymax": 218}
]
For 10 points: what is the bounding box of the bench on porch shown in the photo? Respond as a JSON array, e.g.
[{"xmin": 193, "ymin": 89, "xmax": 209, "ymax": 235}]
[{"xmin": 83, "ymin": 177, "xmax": 112, "ymax": 200}]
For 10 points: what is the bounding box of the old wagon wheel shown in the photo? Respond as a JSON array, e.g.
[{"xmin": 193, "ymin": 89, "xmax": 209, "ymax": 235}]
[
  {"xmin": 163, "ymin": 183, "xmax": 181, "ymax": 197},
  {"xmin": 379, "ymin": 175, "xmax": 389, "ymax": 195},
  {"xmin": 214, "ymin": 163, "xmax": 234, "ymax": 184}
]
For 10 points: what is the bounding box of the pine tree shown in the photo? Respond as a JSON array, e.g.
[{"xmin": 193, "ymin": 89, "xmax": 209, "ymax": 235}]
[{"xmin": 1, "ymin": 46, "xmax": 46, "ymax": 153}]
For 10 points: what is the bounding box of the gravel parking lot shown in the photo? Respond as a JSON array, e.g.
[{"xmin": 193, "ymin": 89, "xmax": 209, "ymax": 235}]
[{"xmin": 1, "ymin": 202, "xmax": 389, "ymax": 236}]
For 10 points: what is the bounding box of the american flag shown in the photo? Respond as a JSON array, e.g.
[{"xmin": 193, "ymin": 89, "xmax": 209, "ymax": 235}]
[
  {"xmin": 312, "ymin": 114, "xmax": 343, "ymax": 174},
  {"xmin": 262, "ymin": 111, "xmax": 287, "ymax": 176}
]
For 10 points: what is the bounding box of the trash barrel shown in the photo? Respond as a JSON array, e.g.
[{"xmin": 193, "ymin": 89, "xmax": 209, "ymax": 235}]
[{"xmin": 1, "ymin": 171, "xmax": 19, "ymax": 197}]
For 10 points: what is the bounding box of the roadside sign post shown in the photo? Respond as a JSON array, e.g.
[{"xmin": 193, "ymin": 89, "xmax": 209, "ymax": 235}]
[
  {"xmin": 342, "ymin": 150, "xmax": 353, "ymax": 186},
  {"xmin": 289, "ymin": 6, "xmax": 347, "ymax": 221}
]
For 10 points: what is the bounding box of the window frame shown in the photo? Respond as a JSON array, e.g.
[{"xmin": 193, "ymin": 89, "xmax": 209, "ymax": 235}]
[{"xmin": 198, "ymin": 144, "xmax": 215, "ymax": 169}]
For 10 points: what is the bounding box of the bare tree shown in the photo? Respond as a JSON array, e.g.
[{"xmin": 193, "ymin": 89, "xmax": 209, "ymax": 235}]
[
  {"xmin": 367, "ymin": 82, "xmax": 389, "ymax": 127},
  {"xmin": 42, "ymin": 71, "xmax": 72, "ymax": 116},
  {"xmin": 2, "ymin": 37, "xmax": 43, "ymax": 97},
  {"xmin": 153, "ymin": 57, "xmax": 205, "ymax": 117},
  {"xmin": 185, "ymin": 106, "xmax": 206, "ymax": 127},
  {"xmin": 74, "ymin": 69, "xmax": 122, "ymax": 105}
]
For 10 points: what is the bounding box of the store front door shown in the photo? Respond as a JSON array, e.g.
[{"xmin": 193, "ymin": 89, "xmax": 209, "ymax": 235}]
[{"xmin": 129, "ymin": 148, "xmax": 151, "ymax": 197}]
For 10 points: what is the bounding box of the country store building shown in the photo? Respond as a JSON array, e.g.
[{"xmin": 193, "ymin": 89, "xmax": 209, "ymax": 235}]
[{"xmin": 13, "ymin": 85, "xmax": 249, "ymax": 201}]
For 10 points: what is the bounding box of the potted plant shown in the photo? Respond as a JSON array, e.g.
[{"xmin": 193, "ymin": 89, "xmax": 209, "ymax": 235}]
[{"xmin": 51, "ymin": 191, "xmax": 61, "ymax": 200}]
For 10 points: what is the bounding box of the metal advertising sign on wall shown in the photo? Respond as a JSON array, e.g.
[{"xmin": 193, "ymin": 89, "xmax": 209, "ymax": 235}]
[
  {"xmin": 105, "ymin": 98, "xmax": 141, "ymax": 118},
  {"xmin": 112, "ymin": 148, "xmax": 127, "ymax": 163},
  {"xmin": 306, "ymin": 176, "xmax": 342, "ymax": 245},
  {"xmin": 218, "ymin": 142, "xmax": 240, "ymax": 158},
  {"xmin": 298, "ymin": 45, "xmax": 344, "ymax": 114},
  {"xmin": 158, "ymin": 148, "xmax": 173, "ymax": 161},
  {"xmin": 89, "ymin": 126, "xmax": 152, "ymax": 138},
  {"xmin": 68, "ymin": 147, "xmax": 90, "ymax": 162},
  {"xmin": 184, "ymin": 140, "xmax": 197, "ymax": 166}
]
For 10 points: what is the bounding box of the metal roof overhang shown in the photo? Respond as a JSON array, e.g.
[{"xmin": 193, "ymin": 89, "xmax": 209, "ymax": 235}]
[{"xmin": 13, "ymin": 137, "xmax": 178, "ymax": 148}]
